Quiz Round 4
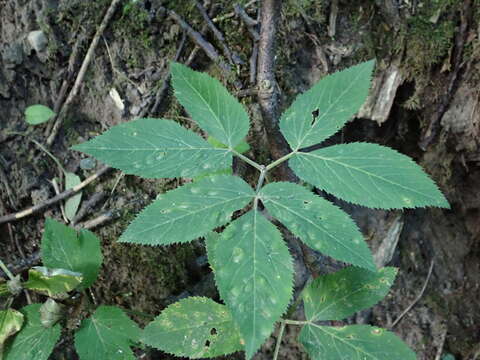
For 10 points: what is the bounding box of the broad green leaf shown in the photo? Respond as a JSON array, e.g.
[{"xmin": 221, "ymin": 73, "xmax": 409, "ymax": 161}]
[
  {"xmin": 280, "ymin": 60, "xmax": 374, "ymax": 150},
  {"xmin": 41, "ymin": 218, "xmax": 102, "ymax": 290},
  {"xmin": 171, "ymin": 62, "xmax": 250, "ymax": 148},
  {"xmin": 207, "ymin": 136, "xmax": 250, "ymax": 154},
  {"xmin": 119, "ymin": 175, "xmax": 254, "ymax": 245},
  {"xmin": 23, "ymin": 267, "xmax": 83, "ymax": 297},
  {"xmin": 204, "ymin": 232, "xmax": 220, "ymax": 273},
  {"xmin": 4, "ymin": 304, "xmax": 61, "ymax": 360},
  {"xmin": 0, "ymin": 309, "xmax": 23, "ymax": 360},
  {"xmin": 64, "ymin": 172, "xmax": 82, "ymax": 221},
  {"xmin": 290, "ymin": 142, "xmax": 450, "ymax": 209},
  {"xmin": 24, "ymin": 105, "xmax": 55, "ymax": 125},
  {"xmin": 142, "ymin": 297, "xmax": 242, "ymax": 358},
  {"xmin": 299, "ymin": 324, "xmax": 416, "ymax": 360},
  {"xmin": 302, "ymin": 267, "xmax": 397, "ymax": 321},
  {"xmin": 74, "ymin": 306, "xmax": 140, "ymax": 360},
  {"xmin": 72, "ymin": 118, "xmax": 232, "ymax": 179},
  {"xmin": 260, "ymin": 182, "xmax": 375, "ymax": 271},
  {"xmin": 214, "ymin": 210, "xmax": 294, "ymax": 359}
]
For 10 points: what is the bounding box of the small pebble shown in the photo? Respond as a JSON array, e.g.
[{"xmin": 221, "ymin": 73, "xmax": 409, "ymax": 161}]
[{"xmin": 80, "ymin": 158, "xmax": 96, "ymax": 170}]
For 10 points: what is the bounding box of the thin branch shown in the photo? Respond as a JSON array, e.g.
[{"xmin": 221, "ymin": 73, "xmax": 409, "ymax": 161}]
[
  {"xmin": 0, "ymin": 167, "xmax": 111, "ymax": 225},
  {"xmin": 47, "ymin": 0, "xmax": 122, "ymax": 146},
  {"xmin": 272, "ymin": 321, "xmax": 286, "ymax": 360},
  {"xmin": 235, "ymin": 3, "xmax": 260, "ymax": 41},
  {"xmin": 194, "ymin": 1, "xmax": 242, "ymax": 65},
  {"xmin": 390, "ymin": 259, "xmax": 435, "ymax": 328}
]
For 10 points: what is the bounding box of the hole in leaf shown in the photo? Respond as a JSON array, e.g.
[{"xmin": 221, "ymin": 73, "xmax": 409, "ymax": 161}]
[
  {"xmin": 311, "ymin": 108, "xmax": 320, "ymax": 125},
  {"xmin": 210, "ymin": 328, "xmax": 217, "ymax": 335},
  {"xmin": 205, "ymin": 340, "xmax": 211, "ymax": 348}
]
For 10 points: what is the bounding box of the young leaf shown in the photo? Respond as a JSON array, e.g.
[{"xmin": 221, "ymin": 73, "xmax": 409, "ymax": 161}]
[
  {"xmin": 119, "ymin": 175, "xmax": 254, "ymax": 245},
  {"xmin": 302, "ymin": 267, "xmax": 397, "ymax": 321},
  {"xmin": 23, "ymin": 267, "xmax": 83, "ymax": 297},
  {"xmin": 24, "ymin": 105, "xmax": 56, "ymax": 125},
  {"xmin": 74, "ymin": 306, "xmax": 140, "ymax": 360},
  {"xmin": 280, "ymin": 60, "xmax": 374, "ymax": 150},
  {"xmin": 290, "ymin": 142, "xmax": 450, "ymax": 209},
  {"xmin": 64, "ymin": 172, "xmax": 82, "ymax": 221},
  {"xmin": 214, "ymin": 210, "xmax": 294, "ymax": 359},
  {"xmin": 0, "ymin": 309, "xmax": 23, "ymax": 358},
  {"xmin": 171, "ymin": 62, "xmax": 250, "ymax": 148},
  {"xmin": 260, "ymin": 182, "xmax": 375, "ymax": 271},
  {"xmin": 41, "ymin": 218, "xmax": 102, "ymax": 290},
  {"xmin": 299, "ymin": 324, "xmax": 416, "ymax": 360},
  {"xmin": 4, "ymin": 304, "xmax": 61, "ymax": 360},
  {"xmin": 72, "ymin": 118, "xmax": 232, "ymax": 179},
  {"xmin": 142, "ymin": 297, "xmax": 242, "ymax": 358}
]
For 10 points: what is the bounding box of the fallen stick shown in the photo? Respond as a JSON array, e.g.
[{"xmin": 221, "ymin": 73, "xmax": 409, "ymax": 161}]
[
  {"xmin": 0, "ymin": 167, "xmax": 111, "ymax": 225},
  {"xmin": 46, "ymin": 0, "xmax": 122, "ymax": 146}
]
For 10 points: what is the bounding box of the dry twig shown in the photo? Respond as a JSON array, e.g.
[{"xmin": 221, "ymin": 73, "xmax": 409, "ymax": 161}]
[
  {"xmin": 47, "ymin": 0, "xmax": 122, "ymax": 146},
  {"xmin": 0, "ymin": 167, "xmax": 111, "ymax": 225}
]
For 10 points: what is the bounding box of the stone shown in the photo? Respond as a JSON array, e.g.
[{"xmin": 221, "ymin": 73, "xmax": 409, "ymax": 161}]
[{"xmin": 27, "ymin": 30, "xmax": 48, "ymax": 53}]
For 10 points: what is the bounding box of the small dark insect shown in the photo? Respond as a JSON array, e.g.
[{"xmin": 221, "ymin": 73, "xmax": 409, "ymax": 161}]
[{"xmin": 311, "ymin": 108, "xmax": 320, "ymax": 125}]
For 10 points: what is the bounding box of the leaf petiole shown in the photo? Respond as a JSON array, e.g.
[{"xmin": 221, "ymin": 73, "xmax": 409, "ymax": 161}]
[
  {"xmin": 266, "ymin": 151, "xmax": 297, "ymax": 171},
  {"xmin": 231, "ymin": 148, "xmax": 264, "ymax": 171}
]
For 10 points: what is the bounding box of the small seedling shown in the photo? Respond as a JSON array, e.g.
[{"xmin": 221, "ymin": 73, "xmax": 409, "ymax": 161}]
[{"xmin": 71, "ymin": 60, "xmax": 448, "ymax": 359}]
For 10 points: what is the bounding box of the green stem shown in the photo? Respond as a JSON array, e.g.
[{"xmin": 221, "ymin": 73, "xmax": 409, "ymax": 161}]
[
  {"xmin": 272, "ymin": 320, "xmax": 286, "ymax": 360},
  {"xmin": 283, "ymin": 319, "xmax": 308, "ymax": 326},
  {"xmin": 253, "ymin": 166, "xmax": 267, "ymax": 210},
  {"xmin": 0, "ymin": 258, "xmax": 15, "ymax": 281},
  {"xmin": 265, "ymin": 151, "xmax": 297, "ymax": 171},
  {"xmin": 231, "ymin": 149, "xmax": 264, "ymax": 171}
]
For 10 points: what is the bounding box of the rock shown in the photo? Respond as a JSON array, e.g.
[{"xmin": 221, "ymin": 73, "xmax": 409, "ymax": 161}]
[
  {"xmin": 79, "ymin": 158, "xmax": 96, "ymax": 170},
  {"xmin": 27, "ymin": 30, "xmax": 48, "ymax": 53}
]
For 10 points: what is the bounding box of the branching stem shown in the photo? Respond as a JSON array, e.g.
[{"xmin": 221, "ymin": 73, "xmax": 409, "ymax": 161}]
[
  {"xmin": 231, "ymin": 149, "xmax": 263, "ymax": 171},
  {"xmin": 282, "ymin": 319, "xmax": 308, "ymax": 326},
  {"xmin": 266, "ymin": 151, "xmax": 297, "ymax": 171}
]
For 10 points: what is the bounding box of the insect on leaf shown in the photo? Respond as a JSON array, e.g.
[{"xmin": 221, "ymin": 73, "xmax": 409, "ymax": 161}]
[
  {"xmin": 213, "ymin": 210, "xmax": 294, "ymax": 359},
  {"xmin": 119, "ymin": 175, "xmax": 254, "ymax": 246},
  {"xmin": 171, "ymin": 62, "xmax": 250, "ymax": 148},
  {"xmin": 72, "ymin": 118, "xmax": 232, "ymax": 179},
  {"xmin": 302, "ymin": 266, "xmax": 397, "ymax": 321},
  {"xmin": 41, "ymin": 218, "xmax": 102, "ymax": 290},
  {"xmin": 299, "ymin": 324, "xmax": 416, "ymax": 360},
  {"xmin": 142, "ymin": 297, "xmax": 243, "ymax": 358},
  {"xmin": 290, "ymin": 142, "xmax": 450, "ymax": 209},
  {"xmin": 260, "ymin": 182, "xmax": 375, "ymax": 271},
  {"xmin": 280, "ymin": 60, "xmax": 374, "ymax": 150},
  {"xmin": 74, "ymin": 306, "xmax": 140, "ymax": 360},
  {"xmin": 4, "ymin": 304, "xmax": 61, "ymax": 360}
]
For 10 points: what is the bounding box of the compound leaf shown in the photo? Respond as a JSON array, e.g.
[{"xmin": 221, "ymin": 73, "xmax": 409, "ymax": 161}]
[
  {"xmin": 280, "ymin": 60, "xmax": 374, "ymax": 150},
  {"xmin": 119, "ymin": 175, "xmax": 254, "ymax": 245},
  {"xmin": 23, "ymin": 267, "xmax": 83, "ymax": 297},
  {"xmin": 25, "ymin": 105, "xmax": 55, "ymax": 125},
  {"xmin": 299, "ymin": 324, "xmax": 416, "ymax": 360},
  {"xmin": 214, "ymin": 210, "xmax": 294, "ymax": 359},
  {"xmin": 64, "ymin": 172, "xmax": 82, "ymax": 221},
  {"xmin": 142, "ymin": 297, "xmax": 242, "ymax": 358},
  {"xmin": 75, "ymin": 306, "xmax": 140, "ymax": 360},
  {"xmin": 72, "ymin": 118, "xmax": 232, "ymax": 179},
  {"xmin": 302, "ymin": 267, "xmax": 397, "ymax": 321},
  {"xmin": 171, "ymin": 62, "xmax": 250, "ymax": 148},
  {"xmin": 260, "ymin": 182, "xmax": 375, "ymax": 271},
  {"xmin": 290, "ymin": 142, "xmax": 450, "ymax": 209},
  {"xmin": 0, "ymin": 309, "xmax": 23, "ymax": 358},
  {"xmin": 4, "ymin": 304, "xmax": 61, "ymax": 360},
  {"xmin": 41, "ymin": 218, "xmax": 102, "ymax": 290}
]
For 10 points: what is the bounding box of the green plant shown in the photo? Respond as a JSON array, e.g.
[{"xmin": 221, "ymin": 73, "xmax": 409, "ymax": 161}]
[
  {"xmin": 72, "ymin": 60, "xmax": 449, "ymax": 359},
  {"xmin": 0, "ymin": 219, "xmax": 141, "ymax": 360}
]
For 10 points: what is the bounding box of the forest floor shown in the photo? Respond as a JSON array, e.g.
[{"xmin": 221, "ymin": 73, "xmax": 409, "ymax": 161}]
[{"xmin": 1, "ymin": 1, "xmax": 479, "ymax": 359}]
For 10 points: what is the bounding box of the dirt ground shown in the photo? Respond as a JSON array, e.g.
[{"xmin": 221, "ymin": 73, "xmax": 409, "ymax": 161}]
[{"xmin": 0, "ymin": 0, "xmax": 479, "ymax": 359}]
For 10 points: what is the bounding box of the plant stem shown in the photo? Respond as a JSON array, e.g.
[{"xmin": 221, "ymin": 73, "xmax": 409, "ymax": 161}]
[
  {"xmin": 253, "ymin": 165, "xmax": 267, "ymax": 210},
  {"xmin": 0, "ymin": 258, "xmax": 15, "ymax": 281},
  {"xmin": 231, "ymin": 149, "xmax": 264, "ymax": 171},
  {"xmin": 266, "ymin": 151, "xmax": 297, "ymax": 171},
  {"xmin": 283, "ymin": 319, "xmax": 308, "ymax": 326},
  {"xmin": 272, "ymin": 320, "xmax": 286, "ymax": 360}
]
